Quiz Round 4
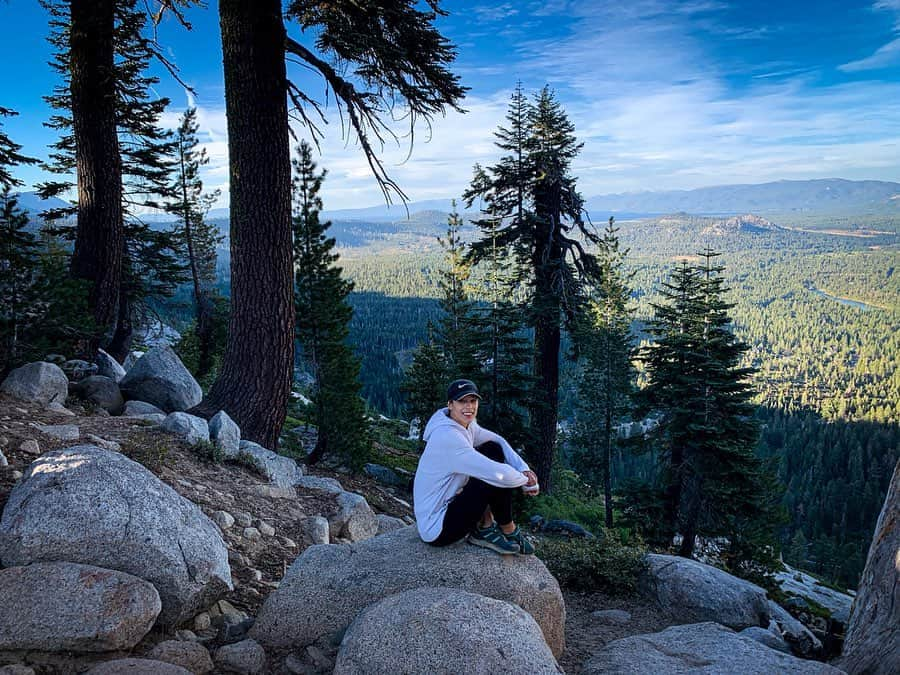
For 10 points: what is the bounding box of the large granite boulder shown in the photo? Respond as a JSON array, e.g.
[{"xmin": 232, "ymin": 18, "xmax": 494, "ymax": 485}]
[
  {"xmin": 0, "ymin": 562, "xmax": 160, "ymax": 652},
  {"xmin": 334, "ymin": 587, "xmax": 562, "ymax": 674},
  {"xmin": 0, "ymin": 445, "xmax": 232, "ymax": 625},
  {"xmin": 640, "ymin": 553, "xmax": 769, "ymax": 630},
  {"xmin": 71, "ymin": 375, "xmax": 124, "ymax": 415},
  {"xmin": 237, "ymin": 440, "xmax": 303, "ymax": 487},
  {"xmin": 775, "ymin": 565, "xmax": 854, "ymax": 623},
  {"xmin": 118, "ymin": 346, "xmax": 201, "ymax": 412},
  {"xmin": 1, "ymin": 362, "xmax": 68, "ymax": 405},
  {"xmin": 161, "ymin": 412, "xmax": 210, "ymax": 445},
  {"xmin": 581, "ymin": 622, "xmax": 846, "ymax": 674},
  {"xmin": 767, "ymin": 600, "xmax": 822, "ymax": 658},
  {"xmin": 840, "ymin": 457, "xmax": 900, "ymax": 675},
  {"xmin": 250, "ymin": 525, "xmax": 565, "ymax": 657}
]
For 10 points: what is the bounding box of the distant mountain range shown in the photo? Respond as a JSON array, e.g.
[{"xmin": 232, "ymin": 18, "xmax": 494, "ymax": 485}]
[
  {"xmin": 585, "ymin": 178, "xmax": 900, "ymax": 216},
  {"xmin": 13, "ymin": 178, "xmax": 900, "ymax": 228}
]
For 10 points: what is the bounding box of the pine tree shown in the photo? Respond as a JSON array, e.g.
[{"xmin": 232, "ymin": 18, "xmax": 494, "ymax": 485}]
[
  {"xmin": 640, "ymin": 250, "xmax": 777, "ymax": 559},
  {"xmin": 433, "ymin": 202, "xmax": 479, "ymax": 380},
  {"xmin": 186, "ymin": 0, "xmax": 464, "ymax": 448},
  {"xmin": 40, "ymin": 0, "xmax": 186, "ymax": 359},
  {"xmin": 572, "ymin": 218, "xmax": 635, "ymax": 527},
  {"xmin": 292, "ymin": 141, "xmax": 369, "ymax": 467},
  {"xmin": 401, "ymin": 327, "xmax": 449, "ymax": 445},
  {"xmin": 464, "ymin": 85, "xmax": 602, "ymax": 492},
  {"xmin": 167, "ymin": 107, "xmax": 222, "ymax": 378},
  {"xmin": 0, "ymin": 108, "xmax": 38, "ymax": 190},
  {"xmin": 0, "ymin": 187, "xmax": 41, "ymax": 372}
]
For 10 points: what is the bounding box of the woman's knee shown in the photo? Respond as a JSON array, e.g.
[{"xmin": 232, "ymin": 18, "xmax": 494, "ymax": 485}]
[{"xmin": 474, "ymin": 440, "xmax": 504, "ymax": 462}]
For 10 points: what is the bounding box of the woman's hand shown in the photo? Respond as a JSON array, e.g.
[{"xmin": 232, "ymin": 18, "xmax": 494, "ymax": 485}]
[{"xmin": 522, "ymin": 470, "xmax": 540, "ymax": 496}]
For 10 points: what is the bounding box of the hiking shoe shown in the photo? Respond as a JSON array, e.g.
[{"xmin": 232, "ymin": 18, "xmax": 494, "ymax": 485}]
[
  {"xmin": 467, "ymin": 523, "xmax": 520, "ymax": 555},
  {"xmin": 506, "ymin": 526, "xmax": 536, "ymax": 555}
]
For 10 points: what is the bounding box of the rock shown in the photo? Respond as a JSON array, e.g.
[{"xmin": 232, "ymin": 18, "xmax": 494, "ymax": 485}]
[
  {"xmin": 233, "ymin": 511, "xmax": 253, "ymax": 528},
  {"xmin": 85, "ymin": 433, "xmax": 122, "ymax": 453},
  {"xmin": 214, "ymin": 639, "xmax": 266, "ymax": 674},
  {"xmin": 335, "ymin": 587, "xmax": 562, "ymax": 675},
  {"xmin": 123, "ymin": 400, "xmax": 165, "ymax": 417},
  {"xmin": 740, "ymin": 625, "xmax": 791, "ymax": 654},
  {"xmin": 72, "ymin": 375, "xmax": 124, "ymax": 414},
  {"xmin": 250, "ymin": 525, "xmax": 565, "ymax": 657},
  {"xmin": 62, "ymin": 359, "xmax": 98, "ymax": 381},
  {"xmin": 0, "ymin": 562, "xmax": 160, "ymax": 651},
  {"xmin": 591, "ymin": 609, "xmax": 632, "ymax": 625},
  {"xmin": 47, "ymin": 401, "xmax": 76, "ymax": 416},
  {"xmin": 767, "ymin": 600, "xmax": 822, "ymax": 658},
  {"xmin": 840, "ymin": 457, "xmax": 900, "ymax": 675},
  {"xmin": 363, "ymin": 463, "xmax": 406, "ymax": 487},
  {"xmin": 0, "ymin": 445, "xmax": 233, "ymax": 625},
  {"xmin": 44, "ymin": 353, "xmax": 66, "ymax": 364},
  {"xmin": 375, "ymin": 513, "xmax": 406, "ymax": 536},
  {"xmin": 0, "ymin": 665, "xmax": 35, "ymax": 675},
  {"xmin": 212, "ymin": 510, "xmax": 235, "ymax": 530},
  {"xmin": 161, "ymin": 412, "xmax": 210, "ymax": 445},
  {"xmin": 775, "ymin": 565, "xmax": 854, "ymax": 623},
  {"xmin": 237, "ymin": 440, "xmax": 303, "ymax": 487},
  {"xmin": 243, "ymin": 527, "xmax": 261, "ymax": 541},
  {"xmin": 148, "ymin": 640, "xmax": 214, "ymax": 674},
  {"xmin": 531, "ymin": 515, "xmax": 596, "ymax": 538},
  {"xmin": 35, "ymin": 423, "xmax": 80, "ymax": 441},
  {"xmin": 251, "ymin": 484, "xmax": 296, "ymax": 499},
  {"xmin": 19, "ymin": 439, "xmax": 40, "ymax": 455},
  {"xmin": 11, "ymin": 470, "xmax": 21, "ymax": 480},
  {"xmin": 328, "ymin": 491, "xmax": 377, "ymax": 542},
  {"xmin": 209, "ymin": 411, "xmax": 240, "ymax": 459},
  {"xmin": 177, "ymin": 629, "xmax": 199, "ymax": 642},
  {"xmin": 123, "ymin": 350, "xmax": 145, "ymax": 372},
  {"xmin": 194, "ymin": 612, "xmax": 212, "ymax": 631},
  {"xmin": 302, "ymin": 516, "xmax": 330, "ymax": 545},
  {"xmin": 118, "ymin": 346, "xmax": 202, "ymax": 412},
  {"xmin": 640, "ymin": 553, "xmax": 769, "ymax": 630},
  {"xmin": 84, "ymin": 659, "xmax": 192, "ymax": 674},
  {"xmin": 1, "ymin": 362, "xmax": 68, "ymax": 405},
  {"xmin": 581, "ymin": 622, "xmax": 845, "ymax": 674},
  {"xmin": 256, "ymin": 520, "xmax": 275, "ymax": 537},
  {"xmin": 295, "ymin": 474, "xmax": 343, "ymax": 494},
  {"xmin": 96, "ymin": 348, "xmax": 127, "ymax": 383}
]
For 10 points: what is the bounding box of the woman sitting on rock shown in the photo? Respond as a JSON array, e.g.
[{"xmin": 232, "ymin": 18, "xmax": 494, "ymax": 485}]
[{"xmin": 413, "ymin": 379, "xmax": 539, "ymax": 555}]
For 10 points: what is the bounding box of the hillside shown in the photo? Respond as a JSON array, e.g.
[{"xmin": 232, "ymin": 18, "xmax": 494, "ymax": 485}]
[{"xmin": 585, "ymin": 179, "xmax": 900, "ymax": 216}]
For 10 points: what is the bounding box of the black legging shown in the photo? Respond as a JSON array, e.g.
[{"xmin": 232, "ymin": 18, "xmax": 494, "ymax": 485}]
[{"xmin": 429, "ymin": 441, "xmax": 515, "ymax": 546}]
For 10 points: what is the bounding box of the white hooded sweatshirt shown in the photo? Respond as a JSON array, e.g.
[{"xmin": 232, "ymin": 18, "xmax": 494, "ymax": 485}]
[{"xmin": 414, "ymin": 407, "xmax": 530, "ymax": 542}]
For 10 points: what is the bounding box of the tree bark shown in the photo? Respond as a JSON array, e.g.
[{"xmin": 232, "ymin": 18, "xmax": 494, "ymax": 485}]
[
  {"xmin": 840, "ymin": 457, "xmax": 899, "ymax": 675},
  {"xmin": 191, "ymin": 0, "xmax": 293, "ymax": 450},
  {"xmin": 69, "ymin": 0, "xmax": 124, "ymax": 341}
]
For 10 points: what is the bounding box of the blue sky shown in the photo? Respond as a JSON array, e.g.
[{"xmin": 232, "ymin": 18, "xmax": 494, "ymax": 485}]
[{"xmin": 2, "ymin": 0, "xmax": 900, "ymax": 211}]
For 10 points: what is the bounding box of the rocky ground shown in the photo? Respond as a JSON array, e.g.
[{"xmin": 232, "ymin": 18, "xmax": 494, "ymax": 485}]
[{"xmin": 0, "ymin": 393, "xmax": 681, "ymax": 673}]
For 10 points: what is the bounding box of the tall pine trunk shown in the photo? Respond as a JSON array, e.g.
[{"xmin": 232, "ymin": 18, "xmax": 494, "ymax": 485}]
[
  {"xmin": 192, "ymin": 0, "xmax": 293, "ymax": 449},
  {"xmin": 69, "ymin": 0, "xmax": 123, "ymax": 343},
  {"xmin": 532, "ymin": 319, "xmax": 560, "ymax": 492}
]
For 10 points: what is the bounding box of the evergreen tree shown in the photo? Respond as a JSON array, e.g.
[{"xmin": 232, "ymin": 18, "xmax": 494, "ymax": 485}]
[
  {"xmin": 292, "ymin": 141, "xmax": 369, "ymax": 467},
  {"xmin": 572, "ymin": 218, "xmax": 635, "ymax": 527},
  {"xmin": 433, "ymin": 202, "xmax": 479, "ymax": 380},
  {"xmin": 167, "ymin": 107, "xmax": 222, "ymax": 378},
  {"xmin": 0, "ymin": 187, "xmax": 41, "ymax": 372},
  {"xmin": 464, "ymin": 85, "xmax": 602, "ymax": 492},
  {"xmin": 0, "ymin": 108, "xmax": 38, "ymax": 190},
  {"xmin": 187, "ymin": 0, "xmax": 464, "ymax": 448},
  {"xmin": 640, "ymin": 250, "xmax": 777, "ymax": 559},
  {"xmin": 401, "ymin": 327, "xmax": 449, "ymax": 444},
  {"xmin": 40, "ymin": 0, "xmax": 185, "ymax": 359}
]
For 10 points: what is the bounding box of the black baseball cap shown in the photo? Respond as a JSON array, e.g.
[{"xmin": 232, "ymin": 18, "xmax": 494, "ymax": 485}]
[{"xmin": 447, "ymin": 379, "xmax": 481, "ymax": 402}]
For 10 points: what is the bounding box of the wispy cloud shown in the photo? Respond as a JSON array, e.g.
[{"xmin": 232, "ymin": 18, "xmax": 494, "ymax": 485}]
[{"xmin": 839, "ymin": 0, "xmax": 900, "ymax": 71}]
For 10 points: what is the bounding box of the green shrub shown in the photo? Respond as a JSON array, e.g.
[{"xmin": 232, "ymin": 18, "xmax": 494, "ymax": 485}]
[
  {"xmin": 516, "ymin": 468, "xmax": 607, "ymax": 533},
  {"xmin": 536, "ymin": 532, "xmax": 647, "ymax": 594},
  {"xmin": 192, "ymin": 439, "xmax": 224, "ymax": 464}
]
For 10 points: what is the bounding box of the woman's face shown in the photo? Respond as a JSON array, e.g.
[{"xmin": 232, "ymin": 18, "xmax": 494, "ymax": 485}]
[{"xmin": 448, "ymin": 394, "xmax": 479, "ymax": 428}]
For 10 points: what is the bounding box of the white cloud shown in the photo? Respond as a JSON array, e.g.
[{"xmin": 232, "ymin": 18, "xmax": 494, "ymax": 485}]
[{"xmin": 839, "ymin": 0, "xmax": 900, "ymax": 71}]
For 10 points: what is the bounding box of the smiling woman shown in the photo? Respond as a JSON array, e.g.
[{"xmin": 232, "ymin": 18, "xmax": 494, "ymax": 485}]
[{"xmin": 413, "ymin": 378, "xmax": 540, "ymax": 556}]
